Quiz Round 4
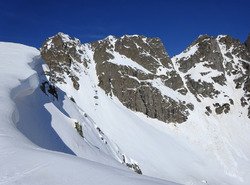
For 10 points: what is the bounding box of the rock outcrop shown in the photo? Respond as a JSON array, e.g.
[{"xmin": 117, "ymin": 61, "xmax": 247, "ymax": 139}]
[
  {"xmin": 40, "ymin": 32, "xmax": 83, "ymax": 90},
  {"xmin": 40, "ymin": 32, "xmax": 250, "ymax": 123},
  {"xmin": 90, "ymin": 35, "xmax": 189, "ymax": 123},
  {"xmin": 245, "ymin": 33, "xmax": 250, "ymax": 52},
  {"xmin": 173, "ymin": 34, "xmax": 250, "ymax": 117}
]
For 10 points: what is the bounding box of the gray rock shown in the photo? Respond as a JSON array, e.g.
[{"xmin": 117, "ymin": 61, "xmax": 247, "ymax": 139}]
[
  {"xmin": 40, "ymin": 32, "xmax": 250, "ymax": 123},
  {"xmin": 40, "ymin": 33, "xmax": 82, "ymax": 90},
  {"xmin": 91, "ymin": 35, "xmax": 189, "ymax": 123},
  {"xmin": 174, "ymin": 34, "xmax": 250, "ymax": 118},
  {"xmin": 244, "ymin": 33, "xmax": 250, "ymax": 52}
]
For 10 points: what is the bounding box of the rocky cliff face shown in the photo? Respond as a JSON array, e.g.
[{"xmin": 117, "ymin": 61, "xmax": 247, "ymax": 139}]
[
  {"xmin": 40, "ymin": 32, "xmax": 84, "ymax": 90},
  {"xmin": 173, "ymin": 34, "xmax": 250, "ymax": 118},
  {"xmin": 89, "ymin": 35, "xmax": 189, "ymax": 123},
  {"xmin": 245, "ymin": 33, "xmax": 250, "ymax": 52},
  {"xmin": 40, "ymin": 32, "xmax": 250, "ymax": 123}
]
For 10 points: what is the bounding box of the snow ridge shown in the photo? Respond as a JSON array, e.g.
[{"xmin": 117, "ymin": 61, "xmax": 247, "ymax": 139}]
[{"xmin": 0, "ymin": 42, "xmax": 176, "ymax": 185}]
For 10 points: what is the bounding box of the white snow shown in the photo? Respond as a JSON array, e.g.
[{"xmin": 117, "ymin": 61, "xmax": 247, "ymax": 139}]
[
  {"xmin": 107, "ymin": 51, "xmax": 152, "ymax": 74},
  {"xmin": 185, "ymin": 61, "xmax": 223, "ymax": 83},
  {"xmin": 156, "ymin": 66, "xmax": 171, "ymax": 75},
  {"xmin": 1, "ymin": 35, "xmax": 249, "ymax": 185},
  {"xmin": 53, "ymin": 40, "xmax": 250, "ymax": 185},
  {"xmin": 146, "ymin": 77, "xmax": 187, "ymax": 102},
  {"xmin": 0, "ymin": 42, "xmax": 177, "ymax": 185},
  {"xmin": 170, "ymin": 37, "xmax": 250, "ymax": 185},
  {"xmin": 173, "ymin": 43, "xmax": 198, "ymax": 60}
]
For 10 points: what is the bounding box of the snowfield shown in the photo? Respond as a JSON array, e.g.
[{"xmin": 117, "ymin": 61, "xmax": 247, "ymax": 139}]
[
  {"xmin": 0, "ymin": 42, "xmax": 177, "ymax": 185},
  {"xmin": 0, "ymin": 40, "xmax": 249, "ymax": 185}
]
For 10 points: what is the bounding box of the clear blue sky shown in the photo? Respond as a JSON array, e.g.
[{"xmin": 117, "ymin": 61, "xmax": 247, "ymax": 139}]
[{"xmin": 0, "ymin": 0, "xmax": 249, "ymax": 57}]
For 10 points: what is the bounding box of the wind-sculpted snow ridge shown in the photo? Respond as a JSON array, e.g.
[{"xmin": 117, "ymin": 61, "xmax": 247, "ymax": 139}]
[
  {"xmin": 0, "ymin": 42, "xmax": 178, "ymax": 185},
  {"xmin": 40, "ymin": 32, "xmax": 250, "ymax": 185}
]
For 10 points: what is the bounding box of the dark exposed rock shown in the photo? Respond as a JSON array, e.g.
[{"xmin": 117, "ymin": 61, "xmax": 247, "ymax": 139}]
[
  {"xmin": 75, "ymin": 122, "xmax": 83, "ymax": 137},
  {"xmin": 206, "ymin": 106, "xmax": 212, "ymax": 113},
  {"xmin": 214, "ymin": 103, "xmax": 230, "ymax": 114},
  {"xmin": 70, "ymin": 75, "xmax": 80, "ymax": 90},
  {"xmin": 176, "ymin": 35, "xmax": 224, "ymax": 73},
  {"xmin": 40, "ymin": 33, "xmax": 83, "ymax": 90},
  {"xmin": 185, "ymin": 75, "xmax": 220, "ymax": 99},
  {"xmin": 244, "ymin": 33, "xmax": 250, "ymax": 52},
  {"xmin": 162, "ymin": 71, "xmax": 187, "ymax": 93},
  {"xmin": 241, "ymin": 97, "xmax": 248, "ymax": 107},
  {"xmin": 216, "ymin": 35, "xmax": 250, "ymax": 118},
  {"xmin": 40, "ymin": 32, "xmax": 250, "ymax": 123},
  {"xmin": 173, "ymin": 34, "xmax": 250, "ymax": 118},
  {"xmin": 41, "ymin": 33, "xmax": 191, "ymax": 124},
  {"xmin": 125, "ymin": 162, "xmax": 142, "ymax": 175},
  {"xmin": 174, "ymin": 36, "xmax": 225, "ymax": 102},
  {"xmin": 70, "ymin": 97, "xmax": 76, "ymax": 103},
  {"xmin": 234, "ymin": 75, "xmax": 246, "ymax": 89},
  {"xmin": 229, "ymin": 99, "xmax": 234, "ymax": 105},
  {"xmin": 205, "ymin": 106, "xmax": 212, "ymax": 116},
  {"xmin": 40, "ymin": 81, "xmax": 58, "ymax": 100},
  {"xmin": 212, "ymin": 74, "xmax": 226, "ymax": 86},
  {"xmin": 244, "ymin": 76, "xmax": 250, "ymax": 93},
  {"xmin": 91, "ymin": 35, "xmax": 189, "ymax": 123},
  {"xmin": 122, "ymin": 155, "xmax": 142, "ymax": 174},
  {"xmin": 41, "ymin": 33, "xmax": 81, "ymax": 69},
  {"xmin": 186, "ymin": 103, "xmax": 194, "ymax": 111},
  {"xmin": 114, "ymin": 35, "xmax": 172, "ymax": 73},
  {"xmin": 95, "ymin": 61, "xmax": 189, "ymax": 123}
]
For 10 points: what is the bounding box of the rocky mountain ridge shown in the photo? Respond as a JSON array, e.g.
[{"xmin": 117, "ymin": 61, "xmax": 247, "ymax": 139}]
[
  {"xmin": 40, "ymin": 32, "xmax": 249, "ymax": 124},
  {"xmin": 1, "ymin": 27, "xmax": 250, "ymax": 185},
  {"xmin": 173, "ymin": 34, "xmax": 250, "ymax": 117}
]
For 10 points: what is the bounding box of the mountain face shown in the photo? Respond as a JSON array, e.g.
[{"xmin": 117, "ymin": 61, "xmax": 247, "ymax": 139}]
[
  {"xmin": 0, "ymin": 32, "xmax": 249, "ymax": 185},
  {"xmin": 173, "ymin": 34, "xmax": 250, "ymax": 117},
  {"xmin": 0, "ymin": 32, "xmax": 241, "ymax": 185},
  {"xmin": 41, "ymin": 33, "xmax": 249, "ymax": 123},
  {"xmin": 245, "ymin": 33, "xmax": 250, "ymax": 52},
  {"xmin": 1, "ymin": 42, "xmax": 173, "ymax": 185},
  {"xmin": 38, "ymin": 32, "xmax": 250, "ymax": 185},
  {"xmin": 41, "ymin": 34, "xmax": 190, "ymax": 124}
]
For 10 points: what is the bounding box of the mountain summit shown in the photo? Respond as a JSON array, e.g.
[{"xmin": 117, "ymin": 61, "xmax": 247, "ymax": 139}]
[
  {"xmin": 41, "ymin": 33, "xmax": 249, "ymax": 122},
  {"xmin": 0, "ymin": 32, "xmax": 249, "ymax": 185},
  {"xmin": 39, "ymin": 32, "xmax": 250, "ymax": 184}
]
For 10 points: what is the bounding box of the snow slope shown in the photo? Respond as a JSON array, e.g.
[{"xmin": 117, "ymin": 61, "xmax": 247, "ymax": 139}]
[
  {"xmin": 40, "ymin": 33, "xmax": 250, "ymax": 185},
  {"xmin": 170, "ymin": 35, "xmax": 250, "ymax": 184},
  {"xmin": 0, "ymin": 42, "xmax": 177, "ymax": 185},
  {"xmin": 1, "ymin": 32, "xmax": 249, "ymax": 185}
]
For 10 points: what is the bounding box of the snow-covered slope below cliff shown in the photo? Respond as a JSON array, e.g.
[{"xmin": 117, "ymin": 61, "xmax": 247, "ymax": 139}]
[
  {"xmin": 40, "ymin": 33, "xmax": 250, "ymax": 185},
  {"xmin": 41, "ymin": 33, "xmax": 250, "ymax": 185},
  {"xmin": 171, "ymin": 35, "xmax": 250, "ymax": 183},
  {"xmin": 1, "ymin": 31, "xmax": 249, "ymax": 185},
  {"xmin": 0, "ymin": 42, "xmax": 177, "ymax": 185}
]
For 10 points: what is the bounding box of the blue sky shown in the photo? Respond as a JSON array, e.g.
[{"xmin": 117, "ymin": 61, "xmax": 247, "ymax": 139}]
[{"xmin": 0, "ymin": 0, "xmax": 249, "ymax": 57}]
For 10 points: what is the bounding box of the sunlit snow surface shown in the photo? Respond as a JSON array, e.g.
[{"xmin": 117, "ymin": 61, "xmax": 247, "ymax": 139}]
[
  {"xmin": 54, "ymin": 34, "xmax": 250, "ymax": 185},
  {"xmin": 0, "ymin": 42, "xmax": 177, "ymax": 185}
]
